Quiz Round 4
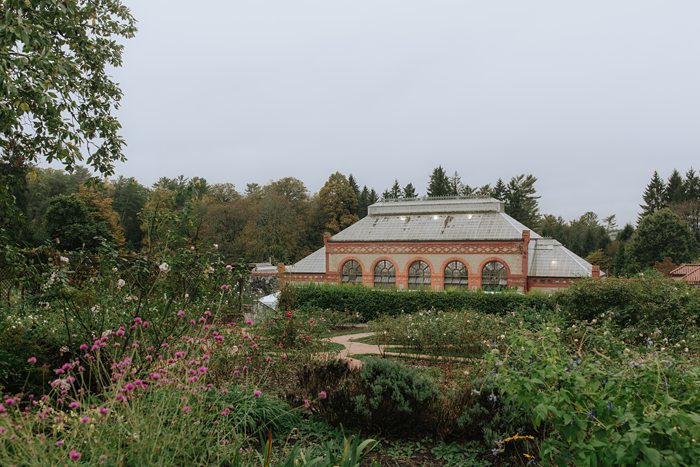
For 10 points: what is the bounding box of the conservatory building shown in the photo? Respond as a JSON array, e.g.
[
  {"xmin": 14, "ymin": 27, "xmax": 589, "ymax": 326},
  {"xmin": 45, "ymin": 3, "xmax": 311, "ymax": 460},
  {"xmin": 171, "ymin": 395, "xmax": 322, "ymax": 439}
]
[{"xmin": 281, "ymin": 198, "xmax": 599, "ymax": 293}]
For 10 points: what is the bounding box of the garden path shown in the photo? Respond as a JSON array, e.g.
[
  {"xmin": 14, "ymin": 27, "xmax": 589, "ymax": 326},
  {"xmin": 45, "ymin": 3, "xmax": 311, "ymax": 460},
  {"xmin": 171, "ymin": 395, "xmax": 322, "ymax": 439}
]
[{"xmin": 326, "ymin": 332, "xmax": 471, "ymax": 368}]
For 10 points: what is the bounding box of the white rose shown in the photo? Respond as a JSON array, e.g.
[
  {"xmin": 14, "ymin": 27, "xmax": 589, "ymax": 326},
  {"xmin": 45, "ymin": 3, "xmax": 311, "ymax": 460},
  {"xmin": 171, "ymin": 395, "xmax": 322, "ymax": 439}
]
[
  {"xmin": 117, "ymin": 279, "xmax": 126, "ymax": 289},
  {"xmin": 59, "ymin": 256, "xmax": 69, "ymax": 264},
  {"xmin": 159, "ymin": 262, "xmax": 170, "ymax": 273}
]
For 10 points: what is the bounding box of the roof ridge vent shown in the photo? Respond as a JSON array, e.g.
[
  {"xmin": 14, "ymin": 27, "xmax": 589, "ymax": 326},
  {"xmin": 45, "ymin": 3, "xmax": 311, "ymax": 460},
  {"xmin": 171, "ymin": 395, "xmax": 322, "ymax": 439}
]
[{"xmin": 368, "ymin": 197, "xmax": 504, "ymax": 216}]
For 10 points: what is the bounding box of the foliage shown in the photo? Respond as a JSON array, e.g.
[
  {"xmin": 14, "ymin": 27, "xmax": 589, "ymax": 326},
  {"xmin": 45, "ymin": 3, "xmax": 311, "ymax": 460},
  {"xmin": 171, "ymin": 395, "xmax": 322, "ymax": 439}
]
[
  {"xmin": 43, "ymin": 194, "xmax": 117, "ymax": 251},
  {"xmin": 1, "ymin": 0, "xmax": 136, "ymax": 175},
  {"xmin": 503, "ymin": 174, "xmax": 540, "ymax": 228},
  {"xmin": 640, "ymin": 170, "xmax": 668, "ymax": 219},
  {"xmin": 556, "ymin": 277, "xmax": 700, "ymax": 346},
  {"xmin": 279, "ymin": 283, "xmax": 553, "ymax": 321},
  {"xmin": 299, "ymin": 358, "xmax": 438, "ymax": 435},
  {"xmin": 628, "ymin": 208, "xmax": 697, "ymax": 269},
  {"xmin": 371, "ymin": 309, "xmax": 505, "ymax": 357},
  {"xmin": 318, "ymin": 172, "xmax": 359, "ymax": 235},
  {"xmin": 490, "ymin": 322, "xmax": 700, "ymax": 466},
  {"xmin": 426, "ymin": 165, "xmax": 452, "ymax": 197}
]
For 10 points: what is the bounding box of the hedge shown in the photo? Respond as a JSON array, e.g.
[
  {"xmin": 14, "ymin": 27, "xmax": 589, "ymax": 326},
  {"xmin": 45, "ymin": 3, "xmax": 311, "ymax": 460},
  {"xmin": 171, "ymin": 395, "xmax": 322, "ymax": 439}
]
[{"xmin": 278, "ymin": 283, "xmax": 554, "ymax": 321}]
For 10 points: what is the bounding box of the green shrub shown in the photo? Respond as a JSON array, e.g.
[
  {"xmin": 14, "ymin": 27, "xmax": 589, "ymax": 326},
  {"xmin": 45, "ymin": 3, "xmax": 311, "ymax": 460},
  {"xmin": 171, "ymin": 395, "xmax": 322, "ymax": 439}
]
[
  {"xmin": 298, "ymin": 358, "xmax": 439, "ymax": 435},
  {"xmin": 557, "ymin": 277, "xmax": 700, "ymax": 344},
  {"xmin": 491, "ymin": 321, "xmax": 700, "ymax": 466},
  {"xmin": 371, "ymin": 309, "xmax": 504, "ymax": 357},
  {"xmin": 280, "ymin": 284, "xmax": 553, "ymax": 321}
]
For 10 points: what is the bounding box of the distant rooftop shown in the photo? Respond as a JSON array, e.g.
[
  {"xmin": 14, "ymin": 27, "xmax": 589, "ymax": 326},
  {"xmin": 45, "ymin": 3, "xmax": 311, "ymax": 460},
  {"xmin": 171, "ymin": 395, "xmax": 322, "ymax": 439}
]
[{"xmin": 369, "ymin": 197, "xmax": 504, "ymax": 216}]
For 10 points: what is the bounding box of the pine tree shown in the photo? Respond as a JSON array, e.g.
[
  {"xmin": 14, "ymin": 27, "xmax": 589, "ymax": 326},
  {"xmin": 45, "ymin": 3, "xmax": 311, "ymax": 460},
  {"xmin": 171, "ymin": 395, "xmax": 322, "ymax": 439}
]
[
  {"xmin": 491, "ymin": 178, "xmax": 507, "ymax": 201},
  {"xmin": 318, "ymin": 172, "xmax": 359, "ymax": 234},
  {"xmin": 504, "ymin": 174, "xmax": 541, "ymax": 227},
  {"xmin": 403, "ymin": 183, "xmax": 417, "ymax": 199},
  {"xmin": 613, "ymin": 242, "xmax": 626, "ymax": 276},
  {"xmin": 639, "ymin": 171, "xmax": 667, "ymax": 219},
  {"xmin": 449, "ymin": 171, "xmax": 463, "ymax": 196},
  {"xmin": 665, "ymin": 169, "xmax": 685, "ymax": 204},
  {"xmin": 388, "ymin": 180, "xmax": 402, "ymax": 199},
  {"xmin": 348, "ymin": 174, "xmax": 361, "ymax": 199},
  {"xmin": 426, "ymin": 166, "xmax": 451, "ymax": 197},
  {"xmin": 368, "ymin": 189, "xmax": 379, "ymax": 205},
  {"xmin": 357, "ymin": 186, "xmax": 370, "ymax": 217},
  {"xmin": 685, "ymin": 168, "xmax": 700, "ymax": 199}
]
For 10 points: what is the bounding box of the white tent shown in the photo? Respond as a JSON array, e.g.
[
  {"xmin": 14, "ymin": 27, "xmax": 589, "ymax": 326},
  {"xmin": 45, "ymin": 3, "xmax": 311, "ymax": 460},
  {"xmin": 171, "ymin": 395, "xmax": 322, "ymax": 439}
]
[{"xmin": 258, "ymin": 292, "xmax": 280, "ymax": 311}]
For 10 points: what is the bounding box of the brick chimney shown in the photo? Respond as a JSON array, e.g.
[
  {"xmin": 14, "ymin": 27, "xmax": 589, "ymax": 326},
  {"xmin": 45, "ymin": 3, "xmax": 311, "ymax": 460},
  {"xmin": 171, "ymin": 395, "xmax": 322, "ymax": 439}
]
[{"xmin": 592, "ymin": 265, "xmax": 600, "ymax": 278}]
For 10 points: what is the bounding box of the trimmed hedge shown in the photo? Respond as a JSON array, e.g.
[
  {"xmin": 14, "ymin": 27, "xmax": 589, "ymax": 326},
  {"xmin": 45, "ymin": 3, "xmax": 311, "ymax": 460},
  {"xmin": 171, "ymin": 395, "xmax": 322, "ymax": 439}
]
[
  {"xmin": 556, "ymin": 277, "xmax": 700, "ymax": 339},
  {"xmin": 279, "ymin": 283, "xmax": 553, "ymax": 321}
]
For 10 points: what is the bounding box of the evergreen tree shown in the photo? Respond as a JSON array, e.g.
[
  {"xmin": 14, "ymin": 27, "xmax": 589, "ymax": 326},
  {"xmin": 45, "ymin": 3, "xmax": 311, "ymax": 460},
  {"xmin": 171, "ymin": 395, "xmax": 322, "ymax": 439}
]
[
  {"xmin": 448, "ymin": 171, "xmax": 463, "ymax": 196},
  {"xmin": 504, "ymin": 174, "xmax": 541, "ymax": 227},
  {"xmin": 426, "ymin": 166, "xmax": 451, "ymax": 197},
  {"xmin": 628, "ymin": 208, "xmax": 696, "ymax": 270},
  {"xmin": 665, "ymin": 169, "xmax": 685, "ymax": 204},
  {"xmin": 357, "ymin": 186, "xmax": 370, "ymax": 217},
  {"xmin": 385, "ymin": 179, "xmax": 402, "ymax": 199},
  {"xmin": 491, "ymin": 178, "xmax": 507, "ymax": 201},
  {"xmin": 613, "ymin": 241, "xmax": 627, "ymax": 276},
  {"xmin": 639, "ymin": 171, "xmax": 667, "ymax": 219},
  {"xmin": 684, "ymin": 168, "xmax": 700, "ymax": 199},
  {"xmin": 403, "ymin": 183, "xmax": 418, "ymax": 199},
  {"xmin": 618, "ymin": 223, "xmax": 635, "ymax": 242},
  {"xmin": 368, "ymin": 189, "xmax": 379, "ymax": 205},
  {"xmin": 348, "ymin": 174, "xmax": 361, "ymax": 199}
]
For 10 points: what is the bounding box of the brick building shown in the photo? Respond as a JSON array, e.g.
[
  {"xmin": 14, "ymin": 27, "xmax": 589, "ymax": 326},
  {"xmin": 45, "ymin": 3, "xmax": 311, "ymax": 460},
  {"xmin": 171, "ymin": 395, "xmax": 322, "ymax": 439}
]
[{"xmin": 282, "ymin": 198, "xmax": 599, "ymax": 293}]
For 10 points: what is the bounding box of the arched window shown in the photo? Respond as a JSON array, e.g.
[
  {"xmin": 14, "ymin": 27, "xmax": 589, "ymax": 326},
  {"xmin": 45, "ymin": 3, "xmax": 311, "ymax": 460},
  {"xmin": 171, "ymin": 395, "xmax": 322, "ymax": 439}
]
[
  {"xmin": 481, "ymin": 261, "xmax": 507, "ymax": 291},
  {"xmin": 408, "ymin": 260, "xmax": 431, "ymax": 290},
  {"xmin": 373, "ymin": 260, "xmax": 396, "ymax": 288},
  {"xmin": 341, "ymin": 260, "xmax": 362, "ymax": 284},
  {"xmin": 444, "ymin": 261, "xmax": 468, "ymax": 289}
]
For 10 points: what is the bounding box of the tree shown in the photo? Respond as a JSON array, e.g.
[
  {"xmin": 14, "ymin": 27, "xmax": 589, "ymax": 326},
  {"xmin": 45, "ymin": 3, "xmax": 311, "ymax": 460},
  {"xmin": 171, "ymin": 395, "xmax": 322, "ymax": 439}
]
[
  {"xmin": 448, "ymin": 171, "xmax": 463, "ymax": 196},
  {"xmin": 207, "ymin": 183, "xmax": 240, "ymax": 203},
  {"xmin": 491, "ymin": 179, "xmax": 507, "ymax": 201},
  {"xmin": 112, "ymin": 177, "xmax": 149, "ymax": 249},
  {"xmin": 357, "ymin": 186, "xmax": 370, "ymax": 218},
  {"xmin": 318, "ymin": 172, "xmax": 359, "ymax": 234},
  {"xmin": 639, "ymin": 171, "xmax": 666, "ymax": 219},
  {"xmin": 348, "ymin": 174, "xmax": 361, "ymax": 199},
  {"xmin": 1, "ymin": 1, "xmax": 136, "ymax": 176},
  {"xmin": 44, "ymin": 194, "xmax": 115, "ymax": 251},
  {"xmin": 665, "ymin": 169, "xmax": 685, "ymax": 204},
  {"xmin": 627, "ymin": 208, "xmax": 696, "ymax": 270},
  {"xmin": 504, "ymin": 174, "xmax": 541, "ymax": 227},
  {"xmin": 383, "ymin": 180, "xmax": 402, "ymax": 199},
  {"xmin": 426, "ymin": 166, "xmax": 451, "ymax": 197},
  {"xmin": 613, "ymin": 241, "xmax": 627, "ymax": 276},
  {"xmin": 403, "ymin": 183, "xmax": 417, "ymax": 199}
]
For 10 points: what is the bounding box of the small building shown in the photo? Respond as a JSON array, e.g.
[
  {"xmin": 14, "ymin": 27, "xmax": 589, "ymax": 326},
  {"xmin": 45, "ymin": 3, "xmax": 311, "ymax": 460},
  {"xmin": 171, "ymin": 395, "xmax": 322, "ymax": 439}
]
[
  {"xmin": 669, "ymin": 264, "xmax": 700, "ymax": 288},
  {"xmin": 282, "ymin": 197, "xmax": 599, "ymax": 293}
]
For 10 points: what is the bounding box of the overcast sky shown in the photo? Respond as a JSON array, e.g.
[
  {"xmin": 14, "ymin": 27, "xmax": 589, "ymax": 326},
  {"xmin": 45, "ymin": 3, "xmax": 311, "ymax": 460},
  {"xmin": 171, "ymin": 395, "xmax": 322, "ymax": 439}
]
[{"xmin": 109, "ymin": 0, "xmax": 700, "ymax": 226}]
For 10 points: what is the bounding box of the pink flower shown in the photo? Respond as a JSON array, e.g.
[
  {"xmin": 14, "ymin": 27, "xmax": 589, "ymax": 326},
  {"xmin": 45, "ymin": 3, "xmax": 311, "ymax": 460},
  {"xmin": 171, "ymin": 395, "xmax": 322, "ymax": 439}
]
[
  {"xmin": 68, "ymin": 401, "xmax": 80, "ymax": 409},
  {"xmin": 56, "ymin": 440, "xmax": 64, "ymax": 447},
  {"xmin": 99, "ymin": 407, "xmax": 109, "ymax": 416},
  {"xmin": 303, "ymin": 399, "xmax": 311, "ymax": 409},
  {"xmin": 0, "ymin": 404, "xmax": 5, "ymax": 414},
  {"xmin": 27, "ymin": 357, "xmax": 37, "ymax": 364},
  {"xmin": 150, "ymin": 372, "xmax": 161, "ymax": 380},
  {"xmin": 220, "ymin": 284, "xmax": 230, "ymax": 291},
  {"xmin": 80, "ymin": 416, "xmax": 90, "ymax": 423},
  {"xmin": 177, "ymin": 309, "xmax": 185, "ymax": 318},
  {"xmin": 226, "ymin": 264, "xmax": 233, "ymax": 271},
  {"xmin": 253, "ymin": 389, "xmax": 262, "ymax": 398},
  {"xmin": 134, "ymin": 317, "xmax": 143, "ymax": 324},
  {"xmin": 79, "ymin": 344, "xmax": 88, "ymax": 351},
  {"xmin": 69, "ymin": 449, "xmax": 81, "ymax": 461},
  {"xmin": 124, "ymin": 383, "xmax": 135, "ymax": 392},
  {"xmin": 198, "ymin": 366, "xmax": 208, "ymax": 374},
  {"xmin": 0, "ymin": 427, "xmax": 6, "ymax": 435},
  {"xmin": 182, "ymin": 405, "xmax": 190, "ymax": 413},
  {"xmin": 319, "ymin": 390, "xmax": 328, "ymax": 400}
]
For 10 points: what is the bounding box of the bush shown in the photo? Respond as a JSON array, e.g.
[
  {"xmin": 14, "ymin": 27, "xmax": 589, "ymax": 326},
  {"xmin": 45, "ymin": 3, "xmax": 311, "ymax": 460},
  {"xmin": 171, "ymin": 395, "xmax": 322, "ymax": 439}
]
[
  {"xmin": 299, "ymin": 358, "xmax": 438, "ymax": 435},
  {"xmin": 371, "ymin": 309, "xmax": 504, "ymax": 357},
  {"xmin": 490, "ymin": 321, "xmax": 700, "ymax": 466},
  {"xmin": 557, "ymin": 277, "xmax": 700, "ymax": 344},
  {"xmin": 280, "ymin": 284, "xmax": 553, "ymax": 321}
]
